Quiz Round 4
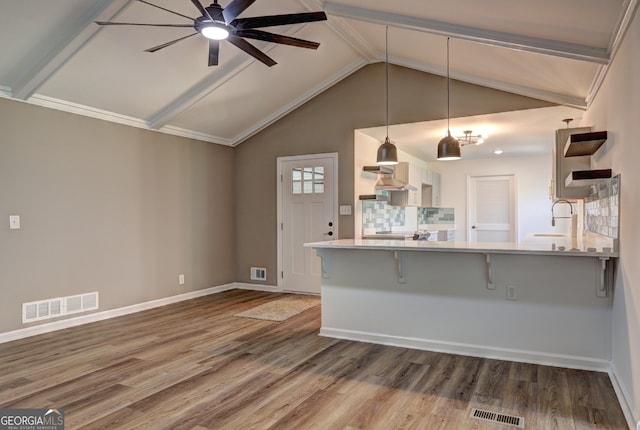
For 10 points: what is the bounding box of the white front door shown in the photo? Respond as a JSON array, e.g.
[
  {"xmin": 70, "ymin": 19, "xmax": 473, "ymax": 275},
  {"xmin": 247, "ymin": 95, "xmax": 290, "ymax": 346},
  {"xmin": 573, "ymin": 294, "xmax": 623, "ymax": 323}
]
[
  {"xmin": 279, "ymin": 154, "xmax": 337, "ymax": 294},
  {"xmin": 468, "ymin": 174, "xmax": 516, "ymax": 242}
]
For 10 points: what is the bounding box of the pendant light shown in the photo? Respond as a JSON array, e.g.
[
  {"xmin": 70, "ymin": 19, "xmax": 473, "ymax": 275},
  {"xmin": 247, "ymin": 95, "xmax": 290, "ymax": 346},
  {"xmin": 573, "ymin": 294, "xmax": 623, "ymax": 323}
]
[
  {"xmin": 437, "ymin": 37, "xmax": 461, "ymax": 161},
  {"xmin": 376, "ymin": 26, "xmax": 398, "ymax": 165}
]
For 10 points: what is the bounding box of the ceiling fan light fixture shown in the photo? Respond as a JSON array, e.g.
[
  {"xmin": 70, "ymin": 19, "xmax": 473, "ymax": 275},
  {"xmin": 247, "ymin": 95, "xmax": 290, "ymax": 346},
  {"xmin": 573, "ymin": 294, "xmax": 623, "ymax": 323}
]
[{"xmin": 201, "ymin": 25, "xmax": 229, "ymax": 40}]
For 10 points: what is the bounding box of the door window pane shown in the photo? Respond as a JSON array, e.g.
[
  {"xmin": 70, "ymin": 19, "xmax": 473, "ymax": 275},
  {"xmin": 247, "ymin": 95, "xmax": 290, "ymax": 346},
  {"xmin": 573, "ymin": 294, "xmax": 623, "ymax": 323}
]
[
  {"xmin": 303, "ymin": 181, "xmax": 313, "ymax": 194},
  {"xmin": 292, "ymin": 181, "xmax": 302, "ymax": 194},
  {"xmin": 291, "ymin": 165, "xmax": 325, "ymax": 195},
  {"xmin": 303, "ymin": 167, "xmax": 313, "ymax": 180}
]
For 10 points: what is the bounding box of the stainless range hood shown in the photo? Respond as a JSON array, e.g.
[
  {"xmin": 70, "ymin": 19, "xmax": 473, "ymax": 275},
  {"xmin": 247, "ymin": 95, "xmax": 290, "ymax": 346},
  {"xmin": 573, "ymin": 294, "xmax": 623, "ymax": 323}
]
[
  {"xmin": 375, "ymin": 175, "xmax": 417, "ymax": 191},
  {"xmin": 362, "ymin": 166, "xmax": 417, "ymax": 191}
]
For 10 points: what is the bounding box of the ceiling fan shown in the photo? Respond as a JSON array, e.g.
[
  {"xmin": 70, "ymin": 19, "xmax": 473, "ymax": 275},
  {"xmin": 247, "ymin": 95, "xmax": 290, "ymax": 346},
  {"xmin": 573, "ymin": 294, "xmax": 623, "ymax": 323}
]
[{"xmin": 95, "ymin": 0, "xmax": 328, "ymax": 67}]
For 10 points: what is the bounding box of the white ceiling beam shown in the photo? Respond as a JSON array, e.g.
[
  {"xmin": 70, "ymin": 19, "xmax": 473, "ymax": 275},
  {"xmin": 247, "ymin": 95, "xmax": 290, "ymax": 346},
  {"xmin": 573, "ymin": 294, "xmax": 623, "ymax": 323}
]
[
  {"xmin": 323, "ymin": 2, "xmax": 610, "ymax": 64},
  {"xmin": 11, "ymin": 0, "xmax": 132, "ymax": 100},
  {"xmin": 147, "ymin": 51, "xmax": 266, "ymax": 130},
  {"xmin": 148, "ymin": 22, "xmax": 318, "ymax": 130},
  {"xmin": 300, "ymin": 0, "xmax": 377, "ymax": 60},
  {"xmin": 586, "ymin": 0, "xmax": 639, "ymax": 106}
]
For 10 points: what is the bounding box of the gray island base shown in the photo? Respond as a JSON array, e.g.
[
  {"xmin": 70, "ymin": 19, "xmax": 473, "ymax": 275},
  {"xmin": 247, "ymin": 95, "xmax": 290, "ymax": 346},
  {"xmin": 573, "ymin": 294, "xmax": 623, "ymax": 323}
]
[{"xmin": 306, "ymin": 238, "xmax": 616, "ymax": 371}]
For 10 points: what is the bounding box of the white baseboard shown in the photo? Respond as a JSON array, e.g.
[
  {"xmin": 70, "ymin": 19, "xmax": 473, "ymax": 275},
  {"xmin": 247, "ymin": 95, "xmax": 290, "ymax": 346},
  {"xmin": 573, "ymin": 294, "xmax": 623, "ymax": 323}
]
[
  {"xmin": 234, "ymin": 282, "xmax": 279, "ymax": 292},
  {"xmin": 319, "ymin": 327, "xmax": 611, "ymax": 372},
  {"xmin": 0, "ymin": 283, "xmax": 235, "ymax": 344},
  {"xmin": 609, "ymin": 362, "xmax": 639, "ymax": 430}
]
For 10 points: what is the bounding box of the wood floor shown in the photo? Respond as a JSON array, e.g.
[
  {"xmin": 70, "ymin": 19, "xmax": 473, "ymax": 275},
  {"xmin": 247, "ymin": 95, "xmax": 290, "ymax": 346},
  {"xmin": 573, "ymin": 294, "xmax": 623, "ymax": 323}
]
[{"xmin": 0, "ymin": 289, "xmax": 628, "ymax": 429}]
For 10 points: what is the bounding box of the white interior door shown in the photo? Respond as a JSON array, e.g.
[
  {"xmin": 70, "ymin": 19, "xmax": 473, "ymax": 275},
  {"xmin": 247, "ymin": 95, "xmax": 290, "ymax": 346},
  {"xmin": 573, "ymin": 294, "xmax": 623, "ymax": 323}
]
[
  {"xmin": 468, "ymin": 174, "xmax": 516, "ymax": 242},
  {"xmin": 280, "ymin": 154, "xmax": 337, "ymax": 294}
]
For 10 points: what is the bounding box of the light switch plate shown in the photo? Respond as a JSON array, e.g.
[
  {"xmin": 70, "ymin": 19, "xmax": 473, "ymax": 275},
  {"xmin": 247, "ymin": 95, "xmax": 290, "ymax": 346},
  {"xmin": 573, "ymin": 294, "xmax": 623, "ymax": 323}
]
[
  {"xmin": 339, "ymin": 205, "xmax": 352, "ymax": 215},
  {"xmin": 9, "ymin": 215, "xmax": 20, "ymax": 230}
]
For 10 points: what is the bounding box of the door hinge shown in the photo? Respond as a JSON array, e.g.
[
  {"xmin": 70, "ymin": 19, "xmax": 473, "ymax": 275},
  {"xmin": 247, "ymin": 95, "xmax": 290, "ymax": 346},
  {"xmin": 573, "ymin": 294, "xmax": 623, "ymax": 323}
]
[
  {"xmin": 280, "ymin": 174, "xmax": 283, "ymax": 182},
  {"xmin": 281, "ymin": 222, "xmax": 283, "ymax": 230},
  {"xmin": 281, "ymin": 271, "xmax": 284, "ymax": 279}
]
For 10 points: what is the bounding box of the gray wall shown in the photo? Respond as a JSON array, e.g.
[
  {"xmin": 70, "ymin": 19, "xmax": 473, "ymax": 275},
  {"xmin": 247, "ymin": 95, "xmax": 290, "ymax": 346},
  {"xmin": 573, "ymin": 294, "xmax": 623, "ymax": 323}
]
[
  {"xmin": 582, "ymin": 6, "xmax": 640, "ymax": 420},
  {"xmin": 234, "ymin": 63, "xmax": 553, "ymax": 284},
  {"xmin": 0, "ymin": 98, "xmax": 235, "ymax": 332},
  {"xmin": 0, "ymin": 63, "xmax": 553, "ymax": 333}
]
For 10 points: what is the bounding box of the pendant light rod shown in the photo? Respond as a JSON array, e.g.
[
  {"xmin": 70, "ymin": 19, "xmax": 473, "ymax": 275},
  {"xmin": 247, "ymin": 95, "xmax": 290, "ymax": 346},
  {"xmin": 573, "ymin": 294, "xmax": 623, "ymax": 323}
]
[
  {"xmin": 385, "ymin": 25, "xmax": 389, "ymax": 139},
  {"xmin": 446, "ymin": 36, "xmax": 450, "ymax": 135},
  {"xmin": 437, "ymin": 36, "xmax": 461, "ymax": 160},
  {"xmin": 376, "ymin": 25, "xmax": 398, "ymax": 165}
]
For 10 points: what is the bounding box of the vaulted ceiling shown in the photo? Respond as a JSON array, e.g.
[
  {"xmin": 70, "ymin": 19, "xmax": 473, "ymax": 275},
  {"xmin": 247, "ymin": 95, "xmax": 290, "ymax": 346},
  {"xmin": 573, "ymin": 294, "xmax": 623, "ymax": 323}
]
[{"xmin": 0, "ymin": 0, "xmax": 636, "ymax": 148}]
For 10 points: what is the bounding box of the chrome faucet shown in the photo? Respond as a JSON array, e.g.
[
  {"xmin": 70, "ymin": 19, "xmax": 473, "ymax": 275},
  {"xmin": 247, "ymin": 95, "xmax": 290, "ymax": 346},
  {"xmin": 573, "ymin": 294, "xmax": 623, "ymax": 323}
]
[{"xmin": 551, "ymin": 199, "xmax": 573, "ymax": 226}]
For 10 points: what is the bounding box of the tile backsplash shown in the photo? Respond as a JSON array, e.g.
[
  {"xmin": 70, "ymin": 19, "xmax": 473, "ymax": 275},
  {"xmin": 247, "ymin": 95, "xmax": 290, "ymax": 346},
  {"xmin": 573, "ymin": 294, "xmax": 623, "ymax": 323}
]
[
  {"xmin": 362, "ymin": 198, "xmax": 405, "ymax": 231},
  {"xmin": 362, "ymin": 196, "xmax": 454, "ymax": 233},
  {"xmin": 418, "ymin": 207, "xmax": 455, "ymax": 225},
  {"xmin": 584, "ymin": 174, "xmax": 620, "ymax": 238}
]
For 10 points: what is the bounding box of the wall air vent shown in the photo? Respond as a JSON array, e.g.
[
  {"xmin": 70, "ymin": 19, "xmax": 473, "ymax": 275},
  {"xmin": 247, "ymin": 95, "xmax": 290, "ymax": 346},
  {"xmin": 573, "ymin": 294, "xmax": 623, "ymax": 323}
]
[
  {"xmin": 22, "ymin": 292, "xmax": 99, "ymax": 324},
  {"xmin": 250, "ymin": 267, "xmax": 267, "ymax": 281}
]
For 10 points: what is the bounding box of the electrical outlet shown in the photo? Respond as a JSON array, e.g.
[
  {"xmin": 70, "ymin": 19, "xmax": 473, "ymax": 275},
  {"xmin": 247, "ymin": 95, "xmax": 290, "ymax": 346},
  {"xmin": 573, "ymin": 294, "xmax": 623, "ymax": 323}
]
[
  {"xmin": 178, "ymin": 274, "xmax": 185, "ymax": 285},
  {"xmin": 506, "ymin": 285, "xmax": 517, "ymax": 301}
]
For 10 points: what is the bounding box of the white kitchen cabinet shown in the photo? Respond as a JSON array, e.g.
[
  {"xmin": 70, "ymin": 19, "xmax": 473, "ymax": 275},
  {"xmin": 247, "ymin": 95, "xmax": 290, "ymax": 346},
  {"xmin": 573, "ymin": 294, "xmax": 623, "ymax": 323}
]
[
  {"xmin": 421, "ymin": 172, "xmax": 441, "ymax": 207},
  {"xmin": 395, "ymin": 162, "xmax": 422, "ymax": 206},
  {"xmin": 394, "ymin": 163, "xmax": 442, "ymax": 207},
  {"xmin": 421, "ymin": 168, "xmax": 433, "ymax": 186},
  {"xmin": 431, "ymin": 172, "xmax": 441, "ymax": 207}
]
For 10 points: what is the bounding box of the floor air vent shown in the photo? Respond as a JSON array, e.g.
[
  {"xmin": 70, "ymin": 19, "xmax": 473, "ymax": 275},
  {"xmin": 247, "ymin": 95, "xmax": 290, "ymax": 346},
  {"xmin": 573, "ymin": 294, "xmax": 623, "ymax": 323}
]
[
  {"xmin": 22, "ymin": 292, "xmax": 99, "ymax": 323},
  {"xmin": 470, "ymin": 408, "xmax": 524, "ymax": 428}
]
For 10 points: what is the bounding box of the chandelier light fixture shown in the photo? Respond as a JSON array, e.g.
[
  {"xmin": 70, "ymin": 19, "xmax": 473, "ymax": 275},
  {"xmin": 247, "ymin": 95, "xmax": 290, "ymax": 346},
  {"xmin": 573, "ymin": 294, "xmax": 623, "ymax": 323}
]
[
  {"xmin": 376, "ymin": 26, "xmax": 398, "ymax": 166},
  {"xmin": 457, "ymin": 130, "xmax": 488, "ymax": 146},
  {"xmin": 437, "ymin": 37, "xmax": 461, "ymax": 161}
]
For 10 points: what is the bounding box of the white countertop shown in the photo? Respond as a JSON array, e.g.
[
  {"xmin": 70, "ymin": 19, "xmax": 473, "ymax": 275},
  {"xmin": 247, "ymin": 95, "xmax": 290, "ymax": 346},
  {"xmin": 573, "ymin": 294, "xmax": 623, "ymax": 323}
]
[{"xmin": 307, "ymin": 231, "xmax": 618, "ymax": 257}]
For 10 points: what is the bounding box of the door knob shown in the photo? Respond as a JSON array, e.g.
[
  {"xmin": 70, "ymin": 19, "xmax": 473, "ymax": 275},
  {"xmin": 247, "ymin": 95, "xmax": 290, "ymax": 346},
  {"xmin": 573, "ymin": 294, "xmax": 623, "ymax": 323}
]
[
  {"xmin": 328, "ymin": 222, "xmax": 333, "ymax": 227},
  {"xmin": 325, "ymin": 231, "xmax": 333, "ymax": 236},
  {"xmin": 471, "ymin": 225, "xmax": 476, "ymax": 229}
]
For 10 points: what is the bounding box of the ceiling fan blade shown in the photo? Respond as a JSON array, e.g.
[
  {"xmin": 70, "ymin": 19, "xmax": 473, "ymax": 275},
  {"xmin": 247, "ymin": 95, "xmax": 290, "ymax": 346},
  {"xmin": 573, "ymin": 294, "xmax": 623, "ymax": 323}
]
[
  {"xmin": 145, "ymin": 33, "xmax": 198, "ymax": 53},
  {"xmin": 227, "ymin": 35, "xmax": 276, "ymax": 66},
  {"xmin": 222, "ymin": 0, "xmax": 256, "ymax": 24},
  {"xmin": 208, "ymin": 39, "xmax": 220, "ymax": 66},
  {"xmin": 95, "ymin": 21, "xmax": 193, "ymax": 27},
  {"xmin": 232, "ymin": 12, "xmax": 327, "ymax": 30},
  {"xmin": 136, "ymin": 0, "xmax": 194, "ymax": 21},
  {"xmin": 190, "ymin": 0, "xmax": 214, "ymax": 21},
  {"xmin": 235, "ymin": 30, "xmax": 320, "ymax": 49}
]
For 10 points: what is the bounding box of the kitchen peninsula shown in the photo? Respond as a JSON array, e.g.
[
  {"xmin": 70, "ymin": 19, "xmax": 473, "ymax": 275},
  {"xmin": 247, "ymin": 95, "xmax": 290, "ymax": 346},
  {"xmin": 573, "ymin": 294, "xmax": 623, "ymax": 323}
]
[{"xmin": 306, "ymin": 233, "xmax": 618, "ymax": 370}]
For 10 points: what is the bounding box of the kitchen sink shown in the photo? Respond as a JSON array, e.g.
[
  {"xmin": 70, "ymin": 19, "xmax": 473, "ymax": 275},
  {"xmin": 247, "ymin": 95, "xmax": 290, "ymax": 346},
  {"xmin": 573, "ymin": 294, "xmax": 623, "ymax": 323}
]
[{"xmin": 533, "ymin": 233, "xmax": 568, "ymax": 237}]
